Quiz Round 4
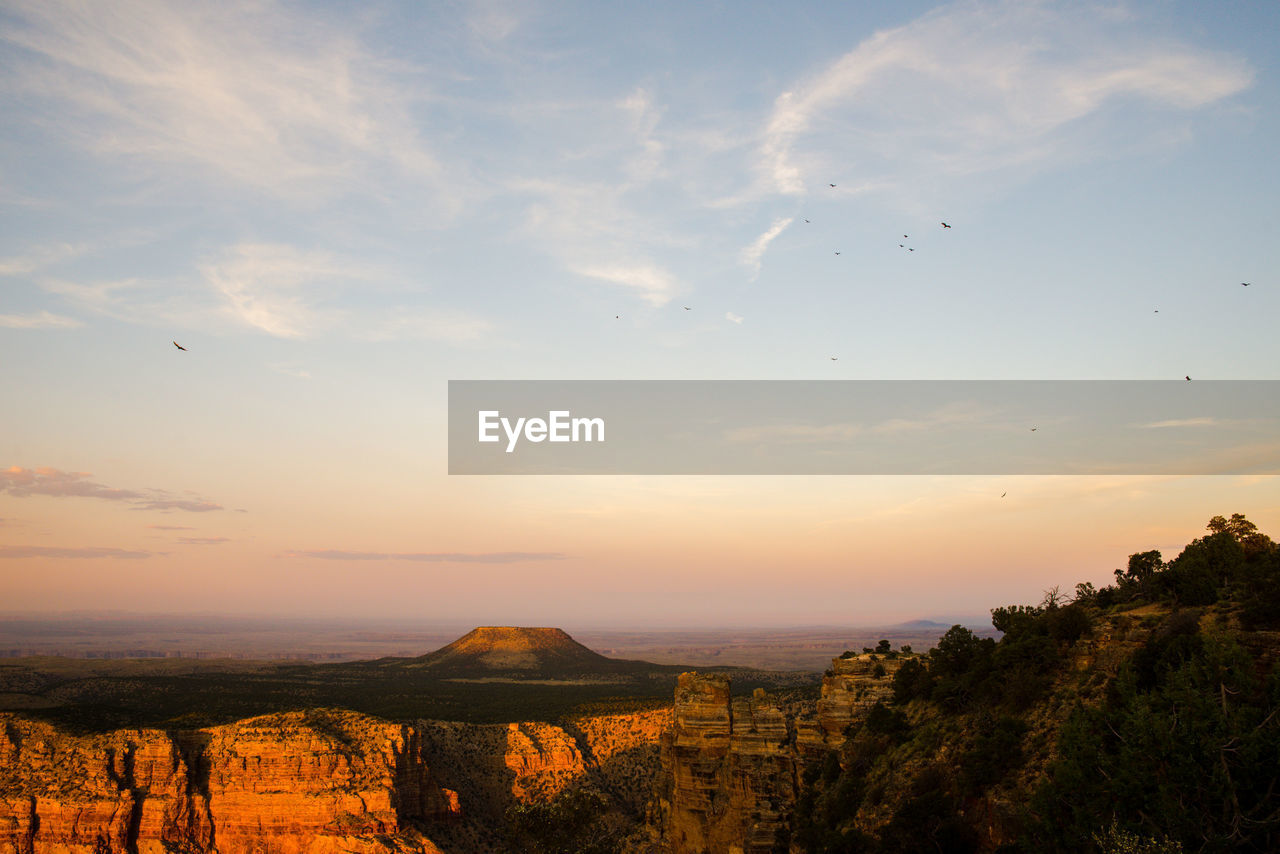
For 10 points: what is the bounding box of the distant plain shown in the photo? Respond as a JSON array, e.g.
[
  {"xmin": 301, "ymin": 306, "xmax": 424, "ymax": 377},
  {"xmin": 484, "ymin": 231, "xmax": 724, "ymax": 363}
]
[{"xmin": 0, "ymin": 614, "xmax": 992, "ymax": 670}]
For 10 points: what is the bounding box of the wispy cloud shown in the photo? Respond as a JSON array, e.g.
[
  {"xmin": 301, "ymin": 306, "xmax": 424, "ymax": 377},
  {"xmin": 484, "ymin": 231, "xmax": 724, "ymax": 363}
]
[
  {"xmin": 740, "ymin": 217, "xmax": 792, "ymax": 278},
  {"xmin": 617, "ymin": 87, "xmax": 666, "ymax": 185},
  {"xmin": 177, "ymin": 536, "xmax": 230, "ymax": 545},
  {"xmin": 516, "ymin": 178, "xmax": 686, "ymax": 307},
  {"xmin": 0, "ymin": 242, "xmax": 87, "ymax": 276},
  {"xmin": 1, "ymin": 466, "xmax": 222, "ymax": 513},
  {"xmin": 40, "ymin": 275, "xmax": 213, "ymax": 331},
  {"xmin": 0, "ymin": 545, "xmax": 152, "ymax": 559},
  {"xmin": 148, "ymin": 524, "xmax": 194, "ymax": 531},
  {"xmin": 2, "ymin": 466, "xmax": 143, "ymax": 501},
  {"xmin": 39, "ymin": 243, "xmax": 493, "ymax": 343},
  {"xmin": 199, "ymin": 243, "xmax": 496, "ymax": 340},
  {"xmin": 1, "ymin": 0, "xmax": 446, "ymax": 203},
  {"xmin": 200, "ymin": 243, "xmax": 361, "ymax": 338},
  {"xmin": 0, "ymin": 310, "xmax": 82, "ymax": 329},
  {"xmin": 282, "ymin": 549, "xmax": 569, "ymax": 563},
  {"xmin": 467, "ymin": 0, "xmax": 524, "ymax": 44},
  {"xmin": 135, "ymin": 498, "xmax": 222, "ymax": 513},
  {"xmin": 570, "ymin": 262, "xmax": 676, "ymax": 307},
  {"xmin": 1140, "ymin": 417, "xmax": 1221, "ymax": 429},
  {"xmin": 725, "ymin": 402, "xmax": 997, "ymax": 444},
  {"xmin": 726, "ymin": 312, "xmax": 744, "ymax": 324},
  {"xmin": 756, "ymin": 1, "xmax": 1252, "ymax": 199}
]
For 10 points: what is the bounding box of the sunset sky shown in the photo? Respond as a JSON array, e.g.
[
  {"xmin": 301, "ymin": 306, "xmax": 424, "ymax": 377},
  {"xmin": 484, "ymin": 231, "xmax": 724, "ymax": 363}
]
[{"xmin": 2, "ymin": 0, "xmax": 1278, "ymax": 628}]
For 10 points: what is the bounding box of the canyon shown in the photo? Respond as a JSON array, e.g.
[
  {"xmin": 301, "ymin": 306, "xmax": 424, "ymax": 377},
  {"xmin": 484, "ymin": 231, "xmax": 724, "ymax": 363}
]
[
  {"xmin": 0, "ymin": 627, "xmax": 897, "ymax": 853},
  {"xmin": 0, "ymin": 705, "xmax": 684, "ymax": 854}
]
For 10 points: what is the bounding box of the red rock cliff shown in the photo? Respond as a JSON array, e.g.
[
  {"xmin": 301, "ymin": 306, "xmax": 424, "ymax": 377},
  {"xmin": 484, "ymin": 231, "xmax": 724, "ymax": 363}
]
[
  {"xmin": 655, "ymin": 658, "xmax": 904, "ymax": 854},
  {"xmin": 0, "ymin": 710, "xmax": 451, "ymax": 854}
]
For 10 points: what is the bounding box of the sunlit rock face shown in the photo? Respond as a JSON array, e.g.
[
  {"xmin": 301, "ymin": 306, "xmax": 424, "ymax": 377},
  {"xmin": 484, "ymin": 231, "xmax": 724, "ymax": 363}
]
[
  {"xmin": 0, "ymin": 704, "xmax": 676, "ymax": 854},
  {"xmin": 655, "ymin": 656, "xmax": 901, "ymax": 854},
  {"xmin": 655, "ymin": 674, "xmax": 799, "ymax": 854},
  {"xmin": 0, "ymin": 711, "xmax": 451, "ymax": 854}
]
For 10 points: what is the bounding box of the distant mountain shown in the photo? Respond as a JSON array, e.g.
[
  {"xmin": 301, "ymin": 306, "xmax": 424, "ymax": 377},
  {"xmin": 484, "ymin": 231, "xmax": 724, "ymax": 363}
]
[
  {"xmin": 397, "ymin": 626, "xmax": 681, "ymax": 678},
  {"xmin": 890, "ymin": 617, "xmax": 993, "ymax": 632},
  {"xmin": 887, "ymin": 619, "xmax": 953, "ymax": 631}
]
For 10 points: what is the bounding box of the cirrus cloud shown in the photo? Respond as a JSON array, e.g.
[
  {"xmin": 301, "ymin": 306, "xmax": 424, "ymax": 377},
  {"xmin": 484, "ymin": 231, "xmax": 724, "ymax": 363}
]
[
  {"xmin": 757, "ymin": 1, "xmax": 1253, "ymax": 199},
  {"xmin": 0, "ymin": 311, "xmax": 83, "ymax": 329},
  {"xmin": 1, "ymin": 466, "xmax": 222, "ymax": 513},
  {"xmin": 0, "ymin": 545, "xmax": 152, "ymax": 559},
  {"xmin": 282, "ymin": 549, "xmax": 569, "ymax": 563}
]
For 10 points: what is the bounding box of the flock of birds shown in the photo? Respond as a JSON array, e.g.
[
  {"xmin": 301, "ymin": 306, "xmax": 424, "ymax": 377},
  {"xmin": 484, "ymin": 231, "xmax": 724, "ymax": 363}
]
[
  {"xmin": 166, "ymin": 183, "xmax": 1259, "ymax": 496},
  {"xmin": 606, "ymin": 181, "xmax": 963, "ymax": 362}
]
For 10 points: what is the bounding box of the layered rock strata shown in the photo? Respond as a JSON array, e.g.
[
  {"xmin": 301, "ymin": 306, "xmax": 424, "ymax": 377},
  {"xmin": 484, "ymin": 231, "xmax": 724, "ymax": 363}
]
[
  {"xmin": 1, "ymin": 706, "xmax": 673, "ymax": 854},
  {"xmin": 0, "ymin": 710, "xmax": 453, "ymax": 854},
  {"xmin": 657, "ymin": 654, "xmax": 907, "ymax": 854}
]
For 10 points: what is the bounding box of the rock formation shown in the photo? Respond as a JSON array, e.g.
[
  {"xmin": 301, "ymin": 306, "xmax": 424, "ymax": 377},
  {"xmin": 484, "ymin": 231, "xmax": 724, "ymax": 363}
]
[
  {"xmin": 812, "ymin": 654, "xmax": 904, "ymax": 745},
  {"xmin": 0, "ymin": 705, "xmax": 674, "ymax": 854},
  {"xmin": 0, "ymin": 710, "xmax": 453, "ymax": 854},
  {"xmin": 655, "ymin": 654, "xmax": 906, "ymax": 853},
  {"xmin": 410, "ymin": 626, "xmax": 647, "ymax": 676}
]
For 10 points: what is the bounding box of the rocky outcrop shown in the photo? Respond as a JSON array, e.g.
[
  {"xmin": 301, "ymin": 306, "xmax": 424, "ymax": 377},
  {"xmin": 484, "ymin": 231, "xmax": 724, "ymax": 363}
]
[
  {"xmin": 0, "ymin": 710, "xmax": 453, "ymax": 854},
  {"xmin": 656, "ymin": 656, "xmax": 906, "ymax": 853},
  {"xmin": 198, "ymin": 711, "xmax": 455, "ymax": 853},
  {"xmin": 502, "ymin": 721, "xmax": 585, "ymax": 801},
  {"xmin": 655, "ymin": 675, "xmax": 799, "ymax": 854},
  {"xmin": 813, "ymin": 654, "xmax": 904, "ymax": 745},
  {"xmin": 0, "ymin": 706, "xmax": 672, "ymax": 853},
  {"xmin": 0, "ymin": 716, "xmax": 208, "ymax": 854}
]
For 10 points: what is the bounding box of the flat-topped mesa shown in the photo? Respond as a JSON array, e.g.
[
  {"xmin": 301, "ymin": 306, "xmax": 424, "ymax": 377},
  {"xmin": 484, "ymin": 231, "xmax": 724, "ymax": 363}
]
[
  {"xmin": 413, "ymin": 626, "xmax": 620, "ymax": 675},
  {"xmin": 448, "ymin": 626, "xmax": 580, "ymax": 653}
]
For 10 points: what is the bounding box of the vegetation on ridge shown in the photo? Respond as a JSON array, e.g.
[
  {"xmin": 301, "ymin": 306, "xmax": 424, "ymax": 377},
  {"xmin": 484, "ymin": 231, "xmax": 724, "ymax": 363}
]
[{"xmin": 790, "ymin": 515, "xmax": 1280, "ymax": 854}]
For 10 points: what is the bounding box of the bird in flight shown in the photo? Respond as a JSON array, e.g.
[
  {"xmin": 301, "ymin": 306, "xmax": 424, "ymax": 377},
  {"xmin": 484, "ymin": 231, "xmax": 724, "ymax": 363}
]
[
  {"xmin": 834, "ymin": 251, "xmax": 841, "ymax": 255},
  {"xmin": 1186, "ymin": 375, "xmax": 1192, "ymax": 381},
  {"xmin": 830, "ymin": 356, "xmax": 839, "ymax": 361},
  {"xmin": 683, "ymin": 306, "xmax": 691, "ymax": 311},
  {"xmin": 173, "ymin": 341, "xmax": 187, "ymax": 351},
  {"xmin": 1031, "ymin": 427, "xmax": 1037, "ymax": 432},
  {"xmin": 903, "ymin": 234, "xmax": 909, "ymax": 238},
  {"xmin": 1242, "ymin": 282, "xmax": 1250, "ymax": 287},
  {"xmin": 941, "ymin": 222, "xmax": 951, "ymax": 229},
  {"xmin": 908, "ymin": 248, "xmax": 914, "ymax": 252},
  {"xmin": 829, "ymin": 183, "xmax": 837, "ymax": 188},
  {"xmin": 1001, "ymin": 492, "xmax": 1007, "ymax": 498}
]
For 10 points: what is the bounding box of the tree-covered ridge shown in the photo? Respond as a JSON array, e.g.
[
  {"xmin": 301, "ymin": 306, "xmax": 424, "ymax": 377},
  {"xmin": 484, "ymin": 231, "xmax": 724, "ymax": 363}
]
[{"xmin": 790, "ymin": 515, "xmax": 1280, "ymax": 854}]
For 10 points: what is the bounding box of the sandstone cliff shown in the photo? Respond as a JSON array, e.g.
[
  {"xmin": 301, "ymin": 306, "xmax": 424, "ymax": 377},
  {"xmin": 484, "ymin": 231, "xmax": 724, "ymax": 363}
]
[
  {"xmin": 1, "ymin": 705, "xmax": 673, "ymax": 854},
  {"xmin": 414, "ymin": 709, "xmax": 671, "ymax": 851},
  {"xmin": 0, "ymin": 710, "xmax": 453, "ymax": 854},
  {"xmin": 654, "ymin": 654, "xmax": 904, "ymax": 854}
]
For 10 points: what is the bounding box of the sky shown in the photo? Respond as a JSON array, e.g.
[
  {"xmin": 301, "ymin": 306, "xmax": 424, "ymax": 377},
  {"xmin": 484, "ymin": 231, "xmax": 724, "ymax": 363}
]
[{"xmin": 1, "ymin": 0, "xmax": 1278, "ymax": 629}]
